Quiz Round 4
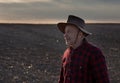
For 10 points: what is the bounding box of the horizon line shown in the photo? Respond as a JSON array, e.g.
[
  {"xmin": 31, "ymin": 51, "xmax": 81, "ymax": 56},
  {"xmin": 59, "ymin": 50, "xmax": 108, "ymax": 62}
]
[{"xmin": 0, "ymin": 22, "xmax": 120, "ymax": 25}]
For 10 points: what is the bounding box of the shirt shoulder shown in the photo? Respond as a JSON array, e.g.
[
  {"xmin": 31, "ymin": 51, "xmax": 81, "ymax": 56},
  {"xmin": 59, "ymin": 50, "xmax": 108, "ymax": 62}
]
[{"xmin": 86, "ymin": 42, "xmax": 103, "ymax": 56}]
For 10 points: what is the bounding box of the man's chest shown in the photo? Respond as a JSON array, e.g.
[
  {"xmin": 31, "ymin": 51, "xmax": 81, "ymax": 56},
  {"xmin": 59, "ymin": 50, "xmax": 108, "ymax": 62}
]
[{"xmin": 62, "ymin": 50, "xmax": 89, "ymax": 72}]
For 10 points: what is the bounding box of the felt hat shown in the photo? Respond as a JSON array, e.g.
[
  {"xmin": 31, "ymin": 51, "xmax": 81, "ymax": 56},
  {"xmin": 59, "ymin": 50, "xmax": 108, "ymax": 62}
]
[{"xmin": 57, "ymin": 15, "xmax": 92, "ymax": 36}]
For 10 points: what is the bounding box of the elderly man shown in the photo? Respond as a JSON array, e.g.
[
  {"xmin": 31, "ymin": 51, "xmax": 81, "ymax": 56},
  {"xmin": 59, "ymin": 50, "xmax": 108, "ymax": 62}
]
[{"xmin": 57, "ymin": 15, "xmax": 110, "ymax": 83}]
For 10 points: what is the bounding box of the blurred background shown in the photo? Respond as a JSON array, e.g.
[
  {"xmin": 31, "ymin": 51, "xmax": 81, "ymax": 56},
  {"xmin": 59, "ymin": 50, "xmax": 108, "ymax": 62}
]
[{"xmin": 0, "ymin": 0, "xmax": 120, "ymax": 83}]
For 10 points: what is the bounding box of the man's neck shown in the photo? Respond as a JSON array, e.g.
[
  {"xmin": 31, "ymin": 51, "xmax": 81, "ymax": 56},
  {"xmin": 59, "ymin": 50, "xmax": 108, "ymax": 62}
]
[{"xmin": 72, "ymin": 38, "xmax": 84, "ymax": 49}]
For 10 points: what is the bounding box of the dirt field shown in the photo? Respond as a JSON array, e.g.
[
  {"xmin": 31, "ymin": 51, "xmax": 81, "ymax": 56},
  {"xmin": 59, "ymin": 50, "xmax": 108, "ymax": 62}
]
[{"xmin": 0, "ymin": 23, "xmax": 120, "ymax": 83}]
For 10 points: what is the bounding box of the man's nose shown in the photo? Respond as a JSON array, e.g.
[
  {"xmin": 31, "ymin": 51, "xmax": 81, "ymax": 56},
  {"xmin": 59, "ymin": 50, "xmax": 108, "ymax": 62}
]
[{"xmin": 64, "ymin": 33, "xmax": 67, "ymax": 37}]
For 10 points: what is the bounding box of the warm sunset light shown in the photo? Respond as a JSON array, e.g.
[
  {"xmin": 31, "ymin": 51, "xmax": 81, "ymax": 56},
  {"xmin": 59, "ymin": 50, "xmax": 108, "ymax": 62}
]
[
  {"xmin": 0, "ymin": 1, "xmax": 120, "ymax": 83},
  {"xmin": 0, "ymin": 0, "xmax": 52, "ymax": 3}
]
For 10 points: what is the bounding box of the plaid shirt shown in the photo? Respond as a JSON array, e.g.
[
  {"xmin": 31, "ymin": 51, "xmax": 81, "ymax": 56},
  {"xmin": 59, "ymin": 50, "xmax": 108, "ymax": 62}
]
[{"xmin": 59, "ymin": 39, "xmax": 110, "ymax": 83}]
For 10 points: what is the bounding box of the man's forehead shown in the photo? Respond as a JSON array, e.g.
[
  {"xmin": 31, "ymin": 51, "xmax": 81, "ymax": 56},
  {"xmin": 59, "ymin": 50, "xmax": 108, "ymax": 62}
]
[
  {"xmin": 66, "ymin": 24, "xmax": 75, "ymax": 27},
  {"xmin": 65, "ymin": 25, "xmax": 79, "ymax": 31}
]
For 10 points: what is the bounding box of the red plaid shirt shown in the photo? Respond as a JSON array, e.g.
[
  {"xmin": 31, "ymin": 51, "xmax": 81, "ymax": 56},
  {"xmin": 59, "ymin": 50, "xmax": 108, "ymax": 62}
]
[{"xmin": 59, "ymin": 39, "xmax": 110, "ymax": 83}]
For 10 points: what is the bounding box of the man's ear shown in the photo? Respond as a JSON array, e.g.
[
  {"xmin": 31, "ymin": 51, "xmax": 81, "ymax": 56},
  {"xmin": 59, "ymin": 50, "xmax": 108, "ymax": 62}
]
[
  {"xmin": 79, "ymin": 31, "xmax": 85, "ymax": 38},
  {"xmin": 79, "ymin": 31, "xmax": 83, "ymax": 36}
]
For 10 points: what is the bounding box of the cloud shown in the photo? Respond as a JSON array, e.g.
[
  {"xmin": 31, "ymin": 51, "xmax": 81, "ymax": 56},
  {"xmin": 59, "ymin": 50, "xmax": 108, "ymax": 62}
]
[
  {"xmin": 0, "ymin": 0, "xmax": 120, "ymax": 23},
  {"xmin": 0, "ymin": 0, "xmax": 53, "ymax": 3}
]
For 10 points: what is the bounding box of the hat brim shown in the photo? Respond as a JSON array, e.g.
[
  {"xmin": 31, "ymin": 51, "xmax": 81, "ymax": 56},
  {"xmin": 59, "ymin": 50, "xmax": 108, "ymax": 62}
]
[{"xmin": 57, "ymin": 22, "xmax": 92, "ymax": 36}]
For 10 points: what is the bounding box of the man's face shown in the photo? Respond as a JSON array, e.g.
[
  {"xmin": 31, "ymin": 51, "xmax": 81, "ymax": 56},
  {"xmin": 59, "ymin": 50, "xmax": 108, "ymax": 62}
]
[{"xmin": 64, "ymin": 25, "xmax": 80, "ymax": 46}]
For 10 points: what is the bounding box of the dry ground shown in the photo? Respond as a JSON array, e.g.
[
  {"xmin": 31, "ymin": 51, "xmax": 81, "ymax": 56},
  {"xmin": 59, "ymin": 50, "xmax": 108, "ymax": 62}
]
[{"xmin": 0, "ymin": 23, "xmax": 120, "ymax": 83}]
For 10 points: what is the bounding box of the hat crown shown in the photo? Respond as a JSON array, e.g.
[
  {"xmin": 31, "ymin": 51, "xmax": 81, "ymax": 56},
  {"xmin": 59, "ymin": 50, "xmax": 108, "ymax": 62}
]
[{"xmin": 67, "ymin": 15, "xmax": 85, "ymax": 28}]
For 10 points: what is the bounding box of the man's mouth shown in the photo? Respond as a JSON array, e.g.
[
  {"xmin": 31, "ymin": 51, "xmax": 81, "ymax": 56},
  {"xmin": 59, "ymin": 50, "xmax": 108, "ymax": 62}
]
[
  {"xmin": 64, "ymin": 37, "xmax": 70, "ymax": 41},
  {"xmin": 65, "ymin": 38, "xmax": 70, "ymax": 42}
]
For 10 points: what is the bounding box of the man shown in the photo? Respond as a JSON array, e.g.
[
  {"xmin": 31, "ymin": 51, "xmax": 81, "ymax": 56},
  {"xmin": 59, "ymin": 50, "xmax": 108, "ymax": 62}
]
[{"xmin": 57, "ymin": 15, "xmax": 110, "ymax": 83}]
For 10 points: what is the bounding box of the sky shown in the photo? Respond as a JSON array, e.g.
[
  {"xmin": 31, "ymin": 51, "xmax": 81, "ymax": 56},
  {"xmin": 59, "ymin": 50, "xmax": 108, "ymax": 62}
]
[{"xmin": 0, "ymin": 0, "xmax": 120, "ymax": 24}]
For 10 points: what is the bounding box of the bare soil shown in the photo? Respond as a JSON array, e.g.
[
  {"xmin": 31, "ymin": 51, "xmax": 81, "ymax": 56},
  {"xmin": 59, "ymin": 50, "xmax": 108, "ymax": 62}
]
[{"xmin": 0, "ymin": 23, "xmax": 120, "ymax": 83}]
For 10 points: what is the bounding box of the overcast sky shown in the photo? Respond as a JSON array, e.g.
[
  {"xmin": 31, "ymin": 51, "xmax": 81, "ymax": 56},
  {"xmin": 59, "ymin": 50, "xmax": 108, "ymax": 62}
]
[{"xmin": 0, "ymin": 0, "xmax": 120, "ymax": 24}]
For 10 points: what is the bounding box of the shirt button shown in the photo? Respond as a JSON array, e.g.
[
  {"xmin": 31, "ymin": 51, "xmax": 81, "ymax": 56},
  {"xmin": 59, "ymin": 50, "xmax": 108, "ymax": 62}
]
[{"xmin": 79, "ymin": 66, "xmax": 82, "ymax": 69}]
